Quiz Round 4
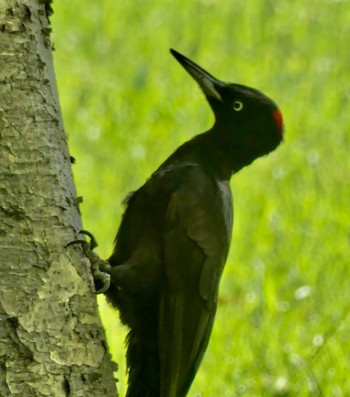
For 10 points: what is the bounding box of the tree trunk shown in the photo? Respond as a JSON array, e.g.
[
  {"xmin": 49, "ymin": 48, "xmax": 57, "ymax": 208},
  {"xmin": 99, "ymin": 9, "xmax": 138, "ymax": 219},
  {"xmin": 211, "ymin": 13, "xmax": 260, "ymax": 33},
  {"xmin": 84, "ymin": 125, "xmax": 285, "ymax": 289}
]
[{"xmin": 0, "ymin": 1, "xmax": 117, "ymax": 396}]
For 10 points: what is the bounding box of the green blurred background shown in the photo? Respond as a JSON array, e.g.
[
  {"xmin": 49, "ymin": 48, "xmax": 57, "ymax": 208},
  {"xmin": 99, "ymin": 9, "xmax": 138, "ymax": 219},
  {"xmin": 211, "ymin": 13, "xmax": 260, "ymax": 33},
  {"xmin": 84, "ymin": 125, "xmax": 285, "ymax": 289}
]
[{"xmin": 52, "ymin": 1, "xmax": 350, "ymax": 396}]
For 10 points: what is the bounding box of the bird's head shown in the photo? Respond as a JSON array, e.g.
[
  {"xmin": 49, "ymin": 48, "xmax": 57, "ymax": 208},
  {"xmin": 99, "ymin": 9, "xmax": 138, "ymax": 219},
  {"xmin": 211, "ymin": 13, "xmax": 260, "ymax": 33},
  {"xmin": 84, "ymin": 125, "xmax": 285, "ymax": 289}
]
[{"xmin": 170, "ymin": 49, "xmax": 284, "ymax": 167}]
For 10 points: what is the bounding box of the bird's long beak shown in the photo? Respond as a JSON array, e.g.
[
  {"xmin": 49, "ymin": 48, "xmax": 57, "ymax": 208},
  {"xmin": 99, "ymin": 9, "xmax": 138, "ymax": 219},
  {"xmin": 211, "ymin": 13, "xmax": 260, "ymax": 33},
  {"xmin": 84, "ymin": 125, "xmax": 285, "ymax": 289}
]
[{"xmin": 170, "ymin": 49, "xmax": 223, "ymax": 102}]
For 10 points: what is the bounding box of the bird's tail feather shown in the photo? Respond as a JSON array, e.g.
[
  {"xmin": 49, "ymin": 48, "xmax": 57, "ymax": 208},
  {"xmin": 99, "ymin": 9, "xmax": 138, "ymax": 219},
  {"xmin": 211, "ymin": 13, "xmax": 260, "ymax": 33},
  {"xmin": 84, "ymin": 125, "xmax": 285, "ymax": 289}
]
[{"xmin": 125, "ymin": 327, "xmax": 160, "ymax": 397}]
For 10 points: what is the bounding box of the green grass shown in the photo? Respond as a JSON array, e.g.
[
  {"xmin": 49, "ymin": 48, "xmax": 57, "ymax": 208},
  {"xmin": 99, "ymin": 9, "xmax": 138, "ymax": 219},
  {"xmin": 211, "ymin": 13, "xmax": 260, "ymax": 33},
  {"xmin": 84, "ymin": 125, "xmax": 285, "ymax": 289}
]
[{"xmin": 52, "ymin": 1, "xmax": 350, "ymax": 395}]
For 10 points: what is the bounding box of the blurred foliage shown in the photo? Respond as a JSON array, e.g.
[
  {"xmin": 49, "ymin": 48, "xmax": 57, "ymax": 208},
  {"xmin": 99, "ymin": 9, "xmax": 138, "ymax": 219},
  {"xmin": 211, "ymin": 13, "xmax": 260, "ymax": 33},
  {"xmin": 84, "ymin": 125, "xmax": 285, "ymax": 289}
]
[{"xmin": 52, "ymin": 1, "xmax": 350, "ymax": 395}]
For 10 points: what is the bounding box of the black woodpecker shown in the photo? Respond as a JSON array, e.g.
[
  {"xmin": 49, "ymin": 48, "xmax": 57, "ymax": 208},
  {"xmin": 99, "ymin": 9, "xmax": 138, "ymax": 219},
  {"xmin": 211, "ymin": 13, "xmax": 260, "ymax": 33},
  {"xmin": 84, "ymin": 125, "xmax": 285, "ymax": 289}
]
[{"xmin": 68, "ymin": 49, "xmax": 284, "ymax": 397}]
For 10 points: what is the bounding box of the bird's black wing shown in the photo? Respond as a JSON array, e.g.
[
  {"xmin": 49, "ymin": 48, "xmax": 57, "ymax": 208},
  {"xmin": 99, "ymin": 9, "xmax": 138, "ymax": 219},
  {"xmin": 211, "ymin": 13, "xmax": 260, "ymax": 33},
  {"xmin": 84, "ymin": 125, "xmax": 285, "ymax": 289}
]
[{"xmin": 158, "ymin": 165, "xmax": 232, "ymax": 397}]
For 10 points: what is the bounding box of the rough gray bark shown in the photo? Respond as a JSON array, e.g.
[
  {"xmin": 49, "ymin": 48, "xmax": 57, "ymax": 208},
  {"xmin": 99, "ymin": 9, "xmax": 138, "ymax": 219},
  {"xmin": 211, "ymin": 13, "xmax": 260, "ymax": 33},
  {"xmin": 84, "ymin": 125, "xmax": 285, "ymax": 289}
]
[{"xmin": 0, "ymin": 1, "xmax": 117, "ymax": 396}]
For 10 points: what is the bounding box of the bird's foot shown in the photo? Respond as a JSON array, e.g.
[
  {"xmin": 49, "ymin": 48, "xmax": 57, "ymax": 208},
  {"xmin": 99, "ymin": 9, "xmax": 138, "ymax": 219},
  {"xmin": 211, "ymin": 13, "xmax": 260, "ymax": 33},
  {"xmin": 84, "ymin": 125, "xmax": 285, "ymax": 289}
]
[{"xmin": 65, "ymin": 230, "xmax": 111, "ymax": 294}]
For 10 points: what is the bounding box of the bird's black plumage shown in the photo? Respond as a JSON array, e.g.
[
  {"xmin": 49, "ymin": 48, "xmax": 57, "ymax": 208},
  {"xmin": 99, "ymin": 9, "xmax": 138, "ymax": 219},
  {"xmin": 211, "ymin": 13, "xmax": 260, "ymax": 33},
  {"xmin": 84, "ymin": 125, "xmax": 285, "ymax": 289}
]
[{"xmin": 104, "ymin": 49, "xmax": 284, "ymax": 397}]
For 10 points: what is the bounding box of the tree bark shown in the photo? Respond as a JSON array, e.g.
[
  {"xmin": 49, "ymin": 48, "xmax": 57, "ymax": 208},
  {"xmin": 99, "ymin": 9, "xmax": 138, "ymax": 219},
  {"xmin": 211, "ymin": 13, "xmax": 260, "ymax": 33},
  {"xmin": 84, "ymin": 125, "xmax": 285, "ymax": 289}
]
[{"xmin": 0, "ymin": 1, "xmax": 117, "ymax": 396}]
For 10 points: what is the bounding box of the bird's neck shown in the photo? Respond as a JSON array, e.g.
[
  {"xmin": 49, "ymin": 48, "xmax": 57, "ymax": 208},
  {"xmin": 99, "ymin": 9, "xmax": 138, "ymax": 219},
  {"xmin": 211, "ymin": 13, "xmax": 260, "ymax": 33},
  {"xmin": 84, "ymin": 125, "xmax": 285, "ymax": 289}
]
[
  {"xmin": 187, "ymin": 127, "xmax": 259, "ymax": 177},
  {"xmin": 187, "ymin": 131, "xmax": 234, "ymax": 179},
  {"xmin": 159, "ymin": 129, "xmax": 240, "ymax": 180}
]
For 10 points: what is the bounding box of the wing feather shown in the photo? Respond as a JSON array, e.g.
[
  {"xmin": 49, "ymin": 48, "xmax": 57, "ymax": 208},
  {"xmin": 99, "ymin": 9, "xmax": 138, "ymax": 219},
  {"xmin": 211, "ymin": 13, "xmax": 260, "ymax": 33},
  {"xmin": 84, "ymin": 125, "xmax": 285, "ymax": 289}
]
[{"xmin": 159, "ymin": 167, "xmax": 232, "ymax": 397}]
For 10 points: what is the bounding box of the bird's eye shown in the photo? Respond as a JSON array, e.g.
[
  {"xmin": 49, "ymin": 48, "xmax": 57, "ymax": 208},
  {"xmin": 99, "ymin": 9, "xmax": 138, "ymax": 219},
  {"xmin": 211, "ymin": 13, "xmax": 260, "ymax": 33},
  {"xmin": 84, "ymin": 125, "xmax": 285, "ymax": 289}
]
[{"xmin": 233, "ymin": 101, "xmax": 244, "ymax": 111}]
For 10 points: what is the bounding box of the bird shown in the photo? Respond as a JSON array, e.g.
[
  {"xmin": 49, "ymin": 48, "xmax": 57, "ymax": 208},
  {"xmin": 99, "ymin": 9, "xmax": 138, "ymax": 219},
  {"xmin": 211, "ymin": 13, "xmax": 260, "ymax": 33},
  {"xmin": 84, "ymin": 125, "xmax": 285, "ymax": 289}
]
[{"xmin": 69, "ymin": 49, "xmax": 284, "ymax": 397}]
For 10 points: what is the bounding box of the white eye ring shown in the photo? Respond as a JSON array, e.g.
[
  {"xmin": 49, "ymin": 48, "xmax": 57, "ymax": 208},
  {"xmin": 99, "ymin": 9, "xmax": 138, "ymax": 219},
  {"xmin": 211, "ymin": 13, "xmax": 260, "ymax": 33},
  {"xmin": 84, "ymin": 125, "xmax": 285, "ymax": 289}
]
[{"xmin": 233, "ymin": 101, "xmax": 244, "ymax": 111}]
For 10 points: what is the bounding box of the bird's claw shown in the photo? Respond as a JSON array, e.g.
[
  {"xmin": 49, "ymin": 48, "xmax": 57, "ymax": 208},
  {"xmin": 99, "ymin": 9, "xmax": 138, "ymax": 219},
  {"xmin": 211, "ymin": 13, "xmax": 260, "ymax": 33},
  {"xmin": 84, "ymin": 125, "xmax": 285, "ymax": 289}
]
[
  {"xmin": 65, "ymin": 230, "xmax": 111, "ymax": 294},
  {"xmin": 65, "ymin": 229, "xmax": 98, "ymax": 250}
]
